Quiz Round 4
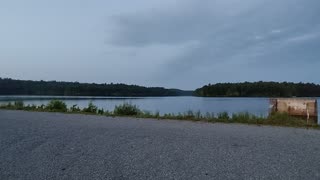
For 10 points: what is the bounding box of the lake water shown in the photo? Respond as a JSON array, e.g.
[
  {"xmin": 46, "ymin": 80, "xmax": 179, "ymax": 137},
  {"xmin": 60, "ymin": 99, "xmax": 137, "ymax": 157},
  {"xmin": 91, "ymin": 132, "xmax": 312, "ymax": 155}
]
[{"xmin": 0, "ymin": 96, "xmax": 319, "ymax": 117}]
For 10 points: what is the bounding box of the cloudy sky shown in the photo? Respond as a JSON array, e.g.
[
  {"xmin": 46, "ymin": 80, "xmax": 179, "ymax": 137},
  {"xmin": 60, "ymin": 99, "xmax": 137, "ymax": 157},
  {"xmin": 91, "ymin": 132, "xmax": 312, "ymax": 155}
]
[{"xmin": 1, "ymin": 0, "xmax": 319, "ymax": 89}]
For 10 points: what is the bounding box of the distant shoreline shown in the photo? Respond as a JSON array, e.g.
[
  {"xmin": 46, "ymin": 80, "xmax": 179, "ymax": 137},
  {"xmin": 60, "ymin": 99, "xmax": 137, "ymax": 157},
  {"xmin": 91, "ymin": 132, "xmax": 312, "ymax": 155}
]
[
  {"xmin": 2, "ymin": 78, "xmax": 320, "ymax": 98},
  {"xmin": 0, "ymin": 77, "xmax": 193, "ymax": 97},
  {"xmin": 195, "ymin": 81, "xmax": 320, "ymax": 97}
]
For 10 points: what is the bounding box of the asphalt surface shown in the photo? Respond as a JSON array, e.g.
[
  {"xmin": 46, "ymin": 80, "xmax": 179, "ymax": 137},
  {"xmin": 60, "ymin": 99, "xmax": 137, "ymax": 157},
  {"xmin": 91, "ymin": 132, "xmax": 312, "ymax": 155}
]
[{"xmin": 0, "ymin": 110, "xmax": 320, "ymax": 180}]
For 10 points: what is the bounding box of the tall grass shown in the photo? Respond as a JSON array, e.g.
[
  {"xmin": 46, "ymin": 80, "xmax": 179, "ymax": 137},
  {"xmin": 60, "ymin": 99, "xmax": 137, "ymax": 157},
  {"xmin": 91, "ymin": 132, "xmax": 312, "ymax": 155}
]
[
  {"xmin": 46, "ymin": 100, "xmax": 68, "ymax": 112},
  {"xmin": 114, "ymin": 103, "xmax": 141, "ymax": 116}
]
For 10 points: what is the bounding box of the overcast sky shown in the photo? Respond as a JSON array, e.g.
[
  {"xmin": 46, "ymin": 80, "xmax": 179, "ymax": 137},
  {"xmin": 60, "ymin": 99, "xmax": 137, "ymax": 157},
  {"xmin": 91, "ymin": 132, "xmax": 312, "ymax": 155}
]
[{"xmin": 1, "ymin": 0, "xmax": 319, "ymax": 90}]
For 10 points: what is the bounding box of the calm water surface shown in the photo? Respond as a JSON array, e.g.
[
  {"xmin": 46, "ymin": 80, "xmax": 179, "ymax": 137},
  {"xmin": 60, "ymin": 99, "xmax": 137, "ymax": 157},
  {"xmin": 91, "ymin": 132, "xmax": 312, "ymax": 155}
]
[{"xmin": 0, "ymin": 96, "xmax": 319, "ymax": 117}]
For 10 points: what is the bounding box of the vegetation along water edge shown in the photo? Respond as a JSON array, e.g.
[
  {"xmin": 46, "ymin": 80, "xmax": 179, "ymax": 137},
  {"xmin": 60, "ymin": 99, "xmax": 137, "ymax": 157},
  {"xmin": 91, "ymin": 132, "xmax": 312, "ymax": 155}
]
[{"xmin": 0, "ymin": 100, "xmax": 318, "ymax": 129}]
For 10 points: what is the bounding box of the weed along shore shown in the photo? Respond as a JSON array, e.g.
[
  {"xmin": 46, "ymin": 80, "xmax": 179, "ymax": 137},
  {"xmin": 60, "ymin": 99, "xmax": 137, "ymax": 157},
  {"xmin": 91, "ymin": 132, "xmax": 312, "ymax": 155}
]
[{"xmin": 0, "ymin": 100, "xmax": 318, "ymax": 129}]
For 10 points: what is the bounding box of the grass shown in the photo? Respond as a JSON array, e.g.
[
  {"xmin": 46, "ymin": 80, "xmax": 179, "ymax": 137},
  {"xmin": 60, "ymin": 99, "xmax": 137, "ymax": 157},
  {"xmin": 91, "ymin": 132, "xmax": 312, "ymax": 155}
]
[
  {"xmin": 0, "ymin": 100, "xmax": 318, "ymax": 129},
  {"xmin": 114, "ymin": 103, "xmax": 141, "ymax": 116},
  {"xmin": 46, "ymin": 100, "xmax": 68, "ymax": 112}
]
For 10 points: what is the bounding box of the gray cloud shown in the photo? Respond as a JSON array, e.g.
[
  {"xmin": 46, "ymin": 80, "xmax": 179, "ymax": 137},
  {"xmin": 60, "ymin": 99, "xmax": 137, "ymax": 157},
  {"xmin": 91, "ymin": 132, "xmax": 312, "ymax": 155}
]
[{"xmin": 105, "ymin": 0, "xmax": 320, "ymax": 88}]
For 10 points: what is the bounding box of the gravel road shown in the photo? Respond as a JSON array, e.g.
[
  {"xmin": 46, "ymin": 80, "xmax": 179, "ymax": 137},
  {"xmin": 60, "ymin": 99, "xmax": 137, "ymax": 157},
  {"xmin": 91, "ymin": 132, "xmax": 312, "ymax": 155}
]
[{"xmin": 0, "ymin": 110, "xmax": 320, "ymax": 180}]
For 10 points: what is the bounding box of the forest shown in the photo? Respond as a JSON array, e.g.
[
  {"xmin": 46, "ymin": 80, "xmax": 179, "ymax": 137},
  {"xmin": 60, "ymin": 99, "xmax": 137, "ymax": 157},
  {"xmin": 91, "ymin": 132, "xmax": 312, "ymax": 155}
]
[
  {"xmin": 194, "ymin": 81, "xmax": 320, "ymax": 97},
  {"xmin": 0, "ymin": 78, "xmax": 191, "ymax": 96},
  {"xmin": 2, "ymin": 78, "xmax": 319, "ymax": 97}
]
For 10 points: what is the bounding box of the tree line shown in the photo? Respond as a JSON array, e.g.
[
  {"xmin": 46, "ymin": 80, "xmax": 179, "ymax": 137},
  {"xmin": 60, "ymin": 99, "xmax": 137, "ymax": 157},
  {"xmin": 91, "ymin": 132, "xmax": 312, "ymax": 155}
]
[
  {"xmin": 0, "ymin": 78, "xmax": 191, "ymax": 96},
  {"xmin": 194, "ymin": 81, "xmax": 320, "ymax": 97}
]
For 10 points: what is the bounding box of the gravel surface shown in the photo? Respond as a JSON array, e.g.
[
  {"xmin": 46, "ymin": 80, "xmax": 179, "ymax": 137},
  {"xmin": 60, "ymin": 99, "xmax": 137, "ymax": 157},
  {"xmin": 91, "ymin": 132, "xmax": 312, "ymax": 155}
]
[{"xmin": 0, "ymin": 110, "xmax": 320, "ymax": 180}]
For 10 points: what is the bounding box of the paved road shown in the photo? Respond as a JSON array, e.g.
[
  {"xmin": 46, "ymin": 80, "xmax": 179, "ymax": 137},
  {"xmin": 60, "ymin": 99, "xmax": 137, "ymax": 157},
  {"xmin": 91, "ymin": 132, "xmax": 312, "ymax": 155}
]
[{"xmin": 1, "ymin": 110, "xmax": 320, "ymax": 180}]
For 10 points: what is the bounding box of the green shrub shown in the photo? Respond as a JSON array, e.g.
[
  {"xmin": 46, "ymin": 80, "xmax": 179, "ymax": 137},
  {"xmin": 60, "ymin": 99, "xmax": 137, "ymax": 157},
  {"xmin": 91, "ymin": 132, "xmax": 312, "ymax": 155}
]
[
  {"xmin": 217, "ymin": 112, "xmax": 230, "ymax": 120},
  {"xmin": 103, "ymin": 110, "xmax": 113, "ymax": 116},
  {"xmin": 6, "ymin": 102, "xmax": 13, "ymax": 109},
  {"xmin": 13, "ymin": 101, "xmax": 24, "ymax": 110},
  {"xmin": 46, "ymin": 100, "xmax": 67, "ymax": 112},
  {"xmin": 82, "ymin": 102, "xmax": 98, "ymax": 114},
  {"xmin": 140, "ymin": 111, "xmax": 153, "ymax": 118},
  {"xmin": 0, "ymin": 104, "xmax": 5, "ymax": 109},
  {"xmin": 176, "ymin": 112, "xmax": 184, "ymax": 120},
  {"xmin": 70, "ymin": 104, "xmax": 81, "ymax": 112},
  {"xmin": 0, "ymin": 102, "xmax": 14, "ymax": 109},
  {"xmin": 205, "ymin": 112, "xmax": 215, "ymax": 119},
  {"xmin": 97, "ymin": 108, "xmax": 105, "ymax": 115},
  {"xmin": 163, "ymin": 113, "xmax": 175, "ymax": 119},
  {"xmin": 154, "ymin": 111, "xmax": 160, "ymax": 118},
  {"xmin": 195, "ymin": 110, "xmax": 202, "ymax": 119},
  {"xmin": 185, "ymin": 110, "xmax": 195, "ymax": 119},
  {"xmin": 114, "ymin": 103, "xmax": 141, "ymax": 116},
  {"xmin": 24, "ymin": 104, "xmax": 38, "ymax": 111},
  {"xmin": 37, "ymin": 104, "xmax": 46, "ymax": 111}
]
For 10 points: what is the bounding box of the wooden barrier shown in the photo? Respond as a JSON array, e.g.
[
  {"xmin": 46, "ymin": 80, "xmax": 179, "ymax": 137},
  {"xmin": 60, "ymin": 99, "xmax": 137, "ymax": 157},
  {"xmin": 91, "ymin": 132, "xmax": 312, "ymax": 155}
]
[{"xmin": 270, "ymin": 98, "xmax": 318, "ymax": 123}]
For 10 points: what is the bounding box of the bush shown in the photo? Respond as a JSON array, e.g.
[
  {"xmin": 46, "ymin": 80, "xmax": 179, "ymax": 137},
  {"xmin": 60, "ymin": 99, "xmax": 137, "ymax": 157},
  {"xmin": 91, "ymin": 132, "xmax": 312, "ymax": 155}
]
[
  {"xmin": 217, "ymin": 112, "xmax": 230, "ymax": 120},
  {"xmin": 163, "ymin": 113, "xmax": 175, "ymax": 119},
  {"xmin": 6, "ymin": 102, "xmax": 13, "ymax": 109},
  {"xmin": 37, "ymin": 104, "xmax": 46, "ymax": 111},
  {"xmin": 114, "ymin": 103, "xmax": 141, "ymax": 116},
  {"xmin": 103, "ymin": 110, "xmax": 112, "ymax": 116},
  {"xmin": 195, "ymin": 110, "xmax": 202, "ymax": 119},
  {"xmin": 205, "ymin": 112, "xmax": 215, "ymax": 119},
  {"xmin": 24, "ymin": 104, "xmax": 39, "ymax": 111},
  {"xmin": 0, "ymin": 102, "xmax": 14, "ymax": 109},
  {"xmin": 185, "ymin": 110, "xmax": 195, "ymax": 119},
  {"xmin": 70, "ymin": 104, "xmax": 81, "ymax": 112},
  {"xmin": 97, "ymin": 108, "xmax": 104, "ymax": 115},
  {"xmin": 46, "ymin": 100, "xmax": 67, "ymax": 112},
  {"xmin": 14, "ymin": 101, "xmax": 24, "ymax": 110},
  {"xmin": 137, "ymin": 110, "xmax": 154, "ymax": 118},
  {"xmin": 154, "ymin": 111, "xmax": 160, "ymax": 118},
  {"xmin": 82, "ymin": 102, "xmax": 98, "ymax": 114}
]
